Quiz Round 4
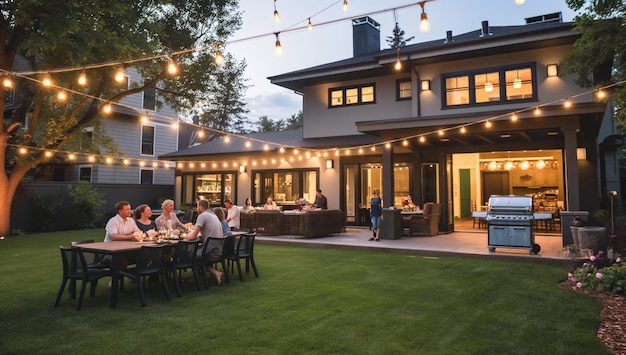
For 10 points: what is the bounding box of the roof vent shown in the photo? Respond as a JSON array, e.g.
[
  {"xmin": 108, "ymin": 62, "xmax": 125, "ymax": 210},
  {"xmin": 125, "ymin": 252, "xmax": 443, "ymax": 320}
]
[
  {"xmin": 444, "ymin": 30, "xmax": 454, "ymax": 43},
  {"xmin": 479, "ymin": 21, "xmax": 492, "ymax": 37},
  {"xmin": 525, "ymin": 12, "xmax": 562, "ymax": 24}
]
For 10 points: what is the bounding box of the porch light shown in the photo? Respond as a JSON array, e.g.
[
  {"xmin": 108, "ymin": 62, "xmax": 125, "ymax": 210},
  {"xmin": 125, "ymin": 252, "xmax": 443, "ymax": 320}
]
[
  {"xmin": 577, "ymin": 148, "xmax": 587, "ymax": 160},
  {"xmin": 325, "ymin": 159, "xmax": 334, "ymax": 169},
  {"xmin": 547, "ymin": 64, "xmax": 558, "ymax": 77},
  {"xmin": 421, "ymin": 79, "xmax": 430, "ymax": 91},
  {"xmin": 239, "ymin": 165, "xmax": 247, "ymax": 173}
]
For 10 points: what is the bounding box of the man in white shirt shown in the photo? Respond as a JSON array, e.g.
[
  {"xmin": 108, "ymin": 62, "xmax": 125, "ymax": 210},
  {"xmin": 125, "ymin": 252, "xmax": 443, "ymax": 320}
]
[
  {"xmin": 224, "ymin": 199, "xmax": 240, "ymax": 230},
  {"xmin": 104, "ymin": 201, "xmax": 141, "ymax": 242}
]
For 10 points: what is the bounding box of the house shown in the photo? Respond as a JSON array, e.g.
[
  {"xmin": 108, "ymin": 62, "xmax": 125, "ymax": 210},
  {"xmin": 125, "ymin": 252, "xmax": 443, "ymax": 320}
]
[{"xmin": 161, "ymin": 12, "xmax": 621, "ymax": 233}]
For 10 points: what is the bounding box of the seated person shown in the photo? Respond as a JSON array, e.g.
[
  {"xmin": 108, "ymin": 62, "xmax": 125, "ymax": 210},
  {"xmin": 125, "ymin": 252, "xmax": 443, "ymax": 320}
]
[
  {"xmin": 155, "ymin": 199, "xmax": 186, "ymax": 230},
  {"xmin": 264, "ymin": 197, "xmax": 278, "ymax": 210},
  {"xmin": 243, "ymin": 197, "xmax": 254, "ymax": 211},
  {"xmin": 134, "ymin": 204, "xmax": 156, "ymax": 233},
  {"xmin": 184, "ymin": 199, "xmax": 225, "ymax": 285},
  {"xmin": 213, "ymin": 207, "xmax": 232, "ymax": 237}
]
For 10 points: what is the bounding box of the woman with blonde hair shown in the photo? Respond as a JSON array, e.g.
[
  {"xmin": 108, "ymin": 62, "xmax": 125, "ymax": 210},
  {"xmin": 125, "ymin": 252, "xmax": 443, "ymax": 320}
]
[{"xmin": 155, "ymin": 199, "xmax": 186, "ymax": 231}]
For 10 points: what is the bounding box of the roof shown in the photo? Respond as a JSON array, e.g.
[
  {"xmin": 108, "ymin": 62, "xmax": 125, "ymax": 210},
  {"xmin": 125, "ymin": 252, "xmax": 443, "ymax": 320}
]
[
  {"xmin": 159, "ymin": 129, "xmax": 381, "ymax": 160},
  {"xmin": 269, "ymin": 20, "xmax": 576, "ymax": 91}
]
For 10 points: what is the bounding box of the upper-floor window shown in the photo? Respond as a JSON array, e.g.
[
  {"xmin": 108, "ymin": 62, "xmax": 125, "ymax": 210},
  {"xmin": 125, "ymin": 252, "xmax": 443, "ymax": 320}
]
[
  {"xmin": 442, "ymin": 63, "xmax": 536, "ymax": 108},
  {"xmin": 143, "ymin": 87, "xmax": 156, "ymax": 110},
  {"xmin": 79, "ymin": 165, "xmax": 92, "ymax": 182},
  {"xmin": 141, "ymin": 125, "xmax": 155, "ymax": 156},
  {"xmin": 329, "ymin": 83, "xmax": 375, "ymax": 107},
  {"xmin": 396, "ymin": 79, "xmax": 411, "ymax": 101}
]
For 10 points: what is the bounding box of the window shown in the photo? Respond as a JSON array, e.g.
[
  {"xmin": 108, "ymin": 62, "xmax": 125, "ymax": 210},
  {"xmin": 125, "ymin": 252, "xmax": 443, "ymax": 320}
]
[
  {"xmin": 443, "ymin": 64, "xmax": 536, "ymax": 107},
  {"xmin": 328, "ymin": 83, "xmax": 376, "ymax": 107},
  {"xmin": 141, "ymin": 125, "xmax": 155, "ymax": 156},
  {"xmin": 140, "ymin": 169, "xmax": 153, "ymax": 185},
  {"xmin": 396, "ymin": 79, "xmax": 411, "ymax": 101},
  {"xmin": 181, "ymin": 172, "xmax": 236, "ymax": 206},
  {"xmin": 143, "ymin": 87, "xmax": 156, "ymax": 110},
  {"xmin": 79, "ymin": 166, "xmax": 92, "ymax": 182},
  {"xmin": 252, "ymin": 169, "xmax": 318, "ymax": 204}
]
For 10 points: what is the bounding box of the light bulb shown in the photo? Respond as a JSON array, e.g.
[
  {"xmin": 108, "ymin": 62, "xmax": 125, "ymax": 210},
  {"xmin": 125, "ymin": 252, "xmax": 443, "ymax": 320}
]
[
  {"xmin": 342, "ymin": 0, "xmax": 348, "ymax": 11},
  {"xmin": 57, "ymin": 90, "xmax": 67, "ymax": 101},
  {"xmin": 484, "ymin": 82, "xmax": 493, "ymax": 92},
  {"xmin": 167, "ymin": 59, "xmax": 177, "ymax": 75},
  {"xmin": 520, "ymin": 161, "xmax": 530, "ymax": 170},
  {"xmin": 115, "ymin": 67, "xmax": 125, "ymax": 83},
  {"xmin": 513, "ymin": 78, "xmax": 522, "ymax": 89},
  {"xmin": 394, "ymin": 58, "xmax": 402, "ymax": 70},
  {"xmin": 273, "ymin": 10, "xmax": 280, "ymax": 23},
  {"xmin": 215, "ymin": 50, "xmax": 224, "ymax": 66},
  {"xmin": 419, "ymin": 5, "xmax": 430, "ymax": 33},
  {"xmin": 536, "ymin": 160, "xmax": 546, "ymax": 169},
  {"xmin": 307, "ymin": 18, "xmax": 313, "ymax": 30},
  {"xmin": 275, "ymin": 37, "xmax": 282, "ymax": 56},
  {"xmin": 77, "ymin": 70, "xmax": 87, "ymax": 86},
  {"xmin": 3, "ymin": 76, "xmax": 13, "ymax": 88},
  {"xmin": 42, "ymin": 74, "xmax": 52, "ymax": 87},
  {"xmin": 514, "ymin": 0, "xmax": 526, "ymax": 4}
]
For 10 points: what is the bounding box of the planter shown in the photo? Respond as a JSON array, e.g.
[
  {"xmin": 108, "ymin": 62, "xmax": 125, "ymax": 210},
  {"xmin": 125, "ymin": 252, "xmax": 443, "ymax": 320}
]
[
  {"xmin": 570, "ymin": 226, "xmax": 581, "ymax": 249},
  {"xmin": 578, "ymin": 226, "xmax": 608, "ymax": 256}
]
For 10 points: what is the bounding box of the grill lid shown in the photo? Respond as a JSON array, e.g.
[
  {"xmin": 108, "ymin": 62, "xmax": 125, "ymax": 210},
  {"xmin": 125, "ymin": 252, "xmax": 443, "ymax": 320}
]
[{"xmin": 488, "ymin": 195, "xmax": 533, "ymax": 213}]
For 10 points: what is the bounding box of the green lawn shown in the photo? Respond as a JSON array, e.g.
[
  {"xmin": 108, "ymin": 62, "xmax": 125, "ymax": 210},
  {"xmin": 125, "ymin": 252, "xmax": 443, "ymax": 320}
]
[{"xmin": 0, "ymin": 229, "xmax": 611, "ymax": 354}]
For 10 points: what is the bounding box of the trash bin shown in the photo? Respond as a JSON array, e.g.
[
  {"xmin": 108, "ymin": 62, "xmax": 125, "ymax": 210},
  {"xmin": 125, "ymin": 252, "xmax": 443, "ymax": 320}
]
[
  {"xmin": 380, "ymin": 208, "xmax": 402, "ymax": 240},
  {"xmin": 560, "ymin": 211, "xmax": 589, "ymax": 248}
]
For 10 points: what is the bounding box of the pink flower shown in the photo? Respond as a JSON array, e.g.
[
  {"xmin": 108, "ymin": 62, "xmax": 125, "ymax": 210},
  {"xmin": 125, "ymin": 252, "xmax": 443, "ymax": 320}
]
[
  {"xmin": 595, "ymin": 272, "xmax": 603, "ymax": 279},
  {"xmin": 590, "ymin": 255, "xmax": 596, "ymax": 261},
  {"xmin": 617, "ymin": 258, "xmax": 621, "ymax": 263},
  {"xmin": 568, "ymin": 272, "xmax": 572, "ymax": 278},
  {"xmin": 576, "ymin": 282, "xmax": 582, "ymax": 288}
]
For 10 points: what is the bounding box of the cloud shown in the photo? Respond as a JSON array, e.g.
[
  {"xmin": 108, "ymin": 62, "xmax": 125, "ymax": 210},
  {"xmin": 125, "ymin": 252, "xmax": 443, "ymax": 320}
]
[{"xmin": 245, "ymin": 90, "xmax": 302, "ymax": 122}]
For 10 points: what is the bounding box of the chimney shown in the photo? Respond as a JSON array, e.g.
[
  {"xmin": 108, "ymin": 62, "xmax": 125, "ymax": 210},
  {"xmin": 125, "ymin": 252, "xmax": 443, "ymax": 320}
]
[
  {"xmin": 480, "ymin": 20, "xmax": 492, "ymax": 37},
  {"xmin": 352, "ymin": 16, "xmax": 381, "ymax": 57},
  {"xmin": 192, "ymin": 115, "xmax": 200, "ymax": 125},
  {"xmin": 444, "ymin": 30, "xmax": 453, "ymax": 43}
]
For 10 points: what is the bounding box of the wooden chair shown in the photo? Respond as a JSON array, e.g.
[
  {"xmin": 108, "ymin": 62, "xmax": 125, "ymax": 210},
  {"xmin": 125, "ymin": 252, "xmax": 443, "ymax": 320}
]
[{"xmin": 408, "ymin": 202, "xmax": 441, "ymax": 236}]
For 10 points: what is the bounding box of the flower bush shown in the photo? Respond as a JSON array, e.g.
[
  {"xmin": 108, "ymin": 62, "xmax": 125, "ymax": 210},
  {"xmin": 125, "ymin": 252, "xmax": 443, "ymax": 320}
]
[{"xmin": 568, "ymin": 252, "xmax": 626, "ymax": 295}]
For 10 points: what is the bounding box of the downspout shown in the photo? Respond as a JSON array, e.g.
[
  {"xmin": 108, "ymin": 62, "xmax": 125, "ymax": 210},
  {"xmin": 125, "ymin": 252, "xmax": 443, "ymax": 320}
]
[{"xmin": 409, "ymin": 54, "xmax": 421, "ymax": 117}]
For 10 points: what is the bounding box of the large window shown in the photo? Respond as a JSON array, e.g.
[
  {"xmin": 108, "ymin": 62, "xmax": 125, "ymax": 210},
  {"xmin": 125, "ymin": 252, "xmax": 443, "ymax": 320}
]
[
  {"xmin": 396, "ymin": 78, "xmax": 411, "ymax": 101},
  {"xmin": 141, "ymin": 125, "xmax": 155, "ymax": 156},
  {"xmin": 443, "ymin": 64, "xmax": 536, "ymax": 107},
  {"xmin": 252, "ymin": 169, "xmax": 318, "ymax": 205},
  {"xmin": 329, "ymin": 83, "xmax": 376, "ymax": 107},
  {"xmin": 79, "ymin": 165, "xmax": 92, "ymax": 182},
  {"xmin": 181, "ymin": 173, "xmax": 235, "ymax": 207}
]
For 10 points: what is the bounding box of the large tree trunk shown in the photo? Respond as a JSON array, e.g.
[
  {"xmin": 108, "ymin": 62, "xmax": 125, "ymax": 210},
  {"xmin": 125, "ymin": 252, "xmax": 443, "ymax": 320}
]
[{"xmin": 0, "ymin": 165, "xmax": 29, "ymax": 237}]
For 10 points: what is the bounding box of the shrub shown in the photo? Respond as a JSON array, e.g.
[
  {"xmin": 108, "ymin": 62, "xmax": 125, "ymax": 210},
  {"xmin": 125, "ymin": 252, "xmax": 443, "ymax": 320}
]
[
  {"xmin": 568, "ymin": 252, "xmax": 626, "ymax": 295},
  {"xmin": 67, "ymin": 181, "xmax": 106, "ymax": 229}
]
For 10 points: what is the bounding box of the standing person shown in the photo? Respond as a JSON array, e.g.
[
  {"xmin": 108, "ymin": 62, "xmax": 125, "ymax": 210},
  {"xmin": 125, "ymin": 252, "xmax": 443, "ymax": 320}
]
[
  {"xmin": 155, "ymin": 199, "xmax": 186, "ymax": 231},
  {"xmin": 314, "ymin": 188, "xmax": 328, "ymax": 209},
  {"xmin": 224, "ymin": 199, "xmax": 240, "ymax": 230},
  {"xmin": 369, "ymin": 190, "xmax": 383, "ymax": 242},
  {"xmin": 134, "ymin": 204, "xmax": 156, "ymax": 233},
  {"xmin": 104, "ymin": 201, "xmax": 141, "ymax": 242},
  {"xmin": 184, "ymin": 199, "xmax": 225, "ymax": 285}
]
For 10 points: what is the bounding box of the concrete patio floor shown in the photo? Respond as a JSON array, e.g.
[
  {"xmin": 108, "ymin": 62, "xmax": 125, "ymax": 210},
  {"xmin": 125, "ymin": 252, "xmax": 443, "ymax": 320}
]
[{"xmin": 256, "ymin": 227, "xmax": 571, "ymax": 266}]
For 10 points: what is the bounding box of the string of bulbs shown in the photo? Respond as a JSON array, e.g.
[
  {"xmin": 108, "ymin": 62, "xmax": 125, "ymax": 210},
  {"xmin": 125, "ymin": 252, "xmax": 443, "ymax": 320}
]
[{"xmin": 2, "ymin": 0, "xmax": 584, "ymax": 169}]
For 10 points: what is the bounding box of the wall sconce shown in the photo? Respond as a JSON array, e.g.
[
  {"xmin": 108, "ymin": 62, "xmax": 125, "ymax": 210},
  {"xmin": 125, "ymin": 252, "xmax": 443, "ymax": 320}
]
[
  {"xmin": 239, "ymin": 165, "xmax": 247, "ymax": 173},
  {"xmin": 547, "ymin": 64, "xmax": 558, "ymax": 77},
  {"xmin": 325, "ymin": 159, "xmax": 334, "ymax": 169},
  {"xmin": 577, "ymin": 148, "xmax": 586, "ymax": 160},
  {"xmin": 421, "ymin": 79, "xmax": 431, "ymax": 91}
]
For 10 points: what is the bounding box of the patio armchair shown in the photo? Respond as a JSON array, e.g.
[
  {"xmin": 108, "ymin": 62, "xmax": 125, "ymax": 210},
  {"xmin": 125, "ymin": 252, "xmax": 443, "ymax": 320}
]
[
  {"xmin": 408, "ymin": 202, "xmax": 441, "ymax": 237},
  {"xmin": 54, "ymin": 246, "xmax": 110, "ymax": 311}
]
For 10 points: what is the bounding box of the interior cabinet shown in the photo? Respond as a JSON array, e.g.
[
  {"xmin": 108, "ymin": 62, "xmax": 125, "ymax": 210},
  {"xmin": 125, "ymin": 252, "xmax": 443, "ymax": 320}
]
[{"xmin": 511, "ymin": 170, "xmax": 557, "ymax": 187}]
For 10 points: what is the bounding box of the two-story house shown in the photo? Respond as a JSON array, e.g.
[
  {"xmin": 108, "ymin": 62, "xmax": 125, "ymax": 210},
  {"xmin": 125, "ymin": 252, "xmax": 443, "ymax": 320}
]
[{"xmin": 161, "ymin": 12, "xmax": 620, "ymax": 233}]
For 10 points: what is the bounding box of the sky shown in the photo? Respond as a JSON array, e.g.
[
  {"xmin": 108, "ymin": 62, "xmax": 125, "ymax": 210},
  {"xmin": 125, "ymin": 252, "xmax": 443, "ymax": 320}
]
[{"xmin": 227, "ymin": 0, "xmax": 579, "ymax": 123}]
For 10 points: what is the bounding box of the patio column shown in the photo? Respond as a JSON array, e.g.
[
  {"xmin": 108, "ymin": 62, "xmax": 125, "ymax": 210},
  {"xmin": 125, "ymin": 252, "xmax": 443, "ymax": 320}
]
[
  {"xmin": 382, "ymin": 146, "xmax": 394, "ymax": 208},
  {"xmin": 563, "ymin": 128, "xmax": 580, "ymax": 211}
]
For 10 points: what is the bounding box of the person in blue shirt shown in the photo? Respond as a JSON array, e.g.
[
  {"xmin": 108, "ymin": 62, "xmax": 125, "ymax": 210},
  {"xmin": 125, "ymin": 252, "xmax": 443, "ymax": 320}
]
[
  {"xmin": 369, "ymin": 189, "xmax": 382, "ymax": 241},
  {"xmin": 213, "ymin": 207, "xmax": 232, "ymax": 237}
]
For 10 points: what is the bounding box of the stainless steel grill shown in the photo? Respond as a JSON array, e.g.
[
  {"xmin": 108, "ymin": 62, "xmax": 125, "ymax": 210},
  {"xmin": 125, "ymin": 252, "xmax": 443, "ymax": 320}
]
[{"xmin": 486, "ymin": 195, "xmax": 541, "ymax": 254}]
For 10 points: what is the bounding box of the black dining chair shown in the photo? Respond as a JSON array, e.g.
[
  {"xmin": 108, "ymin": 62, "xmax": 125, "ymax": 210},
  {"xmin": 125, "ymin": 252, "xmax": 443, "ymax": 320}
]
[
  {"xmin": 54, "ymin": 246, "xmax": 110, "ymax": 311},
  {"xmin": 215, "ymin": 235, "xmax": 237, "ymax": 284},
  {"xmin": 196, "ymin": 237, "xmax": 226, "ymax": 289},
  {"xmin": 169, "ymin": 239, "xmax": 201, "ymax": 295},
  {"xmin": 225, "ymin": 232, "xmax": 259, "ymax": 281},
  {"xmin": 117, "ymin": 244, "xmax": 170, "ymax": 307},
  {"xmin": 70, "ymin": 240, "xmax": 108, "ymax": 269}
]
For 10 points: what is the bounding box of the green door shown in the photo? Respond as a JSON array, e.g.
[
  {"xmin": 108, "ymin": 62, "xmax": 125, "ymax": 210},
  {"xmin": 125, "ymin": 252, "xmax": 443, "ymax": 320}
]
[{"xmin": 460, "ymin": 169, "xmax": 471, "ymax": 218}]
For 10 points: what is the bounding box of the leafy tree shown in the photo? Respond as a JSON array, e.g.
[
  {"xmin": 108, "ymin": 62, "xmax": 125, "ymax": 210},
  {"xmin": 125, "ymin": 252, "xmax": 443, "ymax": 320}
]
[
  {"xmin": 255, "ymin": 111, "xmax": 303, "ymax": 132},
  {"xmin": 562, "ymin": 0, "xmax": 626, "ymax": 129},
  {"xmin": 284, "ymin": 111, "xmax": 303, "ymax": 130},
  {"xmin": 0, "ymin": 0, "xmax": 245, "ymax": 236},
  {"xmin": 385, "ymin": 23, "xmax": 414, "ymax": 49}
]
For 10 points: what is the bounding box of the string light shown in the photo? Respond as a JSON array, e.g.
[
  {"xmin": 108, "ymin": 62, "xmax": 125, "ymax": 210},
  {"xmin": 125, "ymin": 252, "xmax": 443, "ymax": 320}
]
[
  {"xmin": 511, "ymin": 113, "xmax": 518, "ymax": 121},
  {"xmin": 57, "ymin": 90, "xmax": 67, "ymax": 101},
  {"xmin": 394, "ymin": 48, "xmax": 402, "ymax": 70},
  {"xmin": 419, "ymin": 136, "xmax": 425, "ymax": 143},
  {"xmin": 77, "ymin": 69, "xmax": 87, "ymax": 86},
  {"xmin": 274, "ymin": 33, "xmax": 282, "ymax": 56},
  {"xmin": 166, "ymin": 58, "xmax": 178, "ymax": 75},
  {"xmin": 485, "ymin": 121, "xmax": 492, "ymax": 128},
  {"xmin": 308, "ymin": 18, "xmax": 313, "ymax": 30},
  {"xmin": 42, "ymin": 73, "xmax": 52, "ymax": 87},
  {"xmin": 102, "ymin": 104, "xmax": 112, "ymax": 114},
  {"xmin": 419, "ymin": 1, "xmax": 430, "ymax": 32},
  {"xmin": 342, "ymin": 0, "xmax": 348, "ymax": 12},
  {"xmin": 460, "ymin": 127, "xmax": 466, "ymax": 133},
  {"xmin": 115, "ymin": 67, "xmax": 125, "ymax": 83},
  {"xmin": 215, "ymin": 49, "xmax": 224, "ymax": 66},
  {"xmin": 597, "ymin": 90, "xmax": 606, "ymax": 99},
  {"xmin": 514, "ymin": 0, "xmax": 526, "ymax": 4},
  {"xmin": 273, "ymin": 0, "xmax": 280, "ymax": 23},
  {"xmin": 2, "ymin": 76, "xmax": 13, "ymax": 88},
  {"xmin": 563, "ymin": 99, "xmax": 572, "ymax": 108},
  {"xmin": 534, "ymin": 107, "xmax": 541, "ymax": 116}
]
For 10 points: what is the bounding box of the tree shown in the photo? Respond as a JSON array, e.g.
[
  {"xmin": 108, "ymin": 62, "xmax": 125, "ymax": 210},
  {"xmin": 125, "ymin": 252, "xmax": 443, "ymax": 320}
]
[
  {"xmin": 385, "ymin": 23, "xmax": 414, "ymax": 49},
  {"xmin": 0, "ymin": 0, "xmax": 246, "ymax": 236},
  {"xmin": 562, "ymin": 0, "xmax": 626, "ymax": 129},
  {"xmin": 284, "ymin": 111, "xmax": 303, "ymax": 130},
  {"xmin": 255, "ymin": 111, "xmax": 303, "ymax": 132}
]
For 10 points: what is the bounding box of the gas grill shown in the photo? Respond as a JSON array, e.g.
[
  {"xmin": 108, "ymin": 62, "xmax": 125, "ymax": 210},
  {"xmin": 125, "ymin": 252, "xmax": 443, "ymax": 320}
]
[{"xmin": 486, "ymin": 195, "xmax": 541, "ymax": 254}]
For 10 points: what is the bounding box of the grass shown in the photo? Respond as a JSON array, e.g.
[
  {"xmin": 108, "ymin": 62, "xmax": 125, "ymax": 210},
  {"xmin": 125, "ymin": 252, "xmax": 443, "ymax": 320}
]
[{"xmin": 0, "ymin": 229, "xmax": 612, "ymax": 354}]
